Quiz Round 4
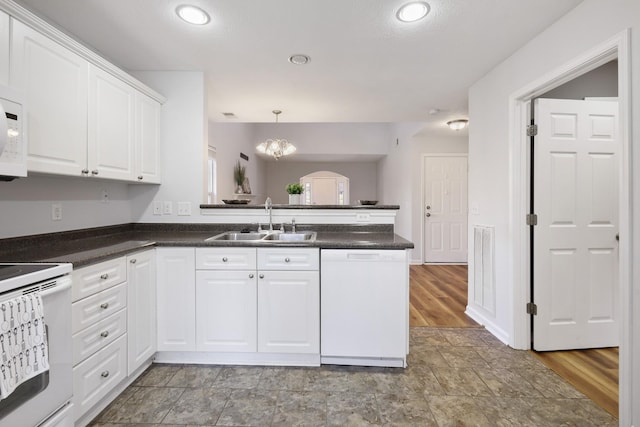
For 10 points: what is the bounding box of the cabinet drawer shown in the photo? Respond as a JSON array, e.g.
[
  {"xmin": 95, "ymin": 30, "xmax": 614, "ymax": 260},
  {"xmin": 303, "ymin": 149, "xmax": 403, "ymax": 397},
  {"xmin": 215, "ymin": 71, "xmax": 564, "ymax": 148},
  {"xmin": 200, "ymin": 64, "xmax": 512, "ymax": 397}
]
[
  {"xmin": 196, "ymin": 248, "xmax": 256, "ymax": 270},
  {"xmin": 73, "ymin": 308, "xmax": 127, "ymax": 365},
  {"xmin": 72, "ymin": 283, "xmax": 127, "ymax": 334},
  {"xmin": 257, "ymin": 248, "xmax": 319, "ymax": 271},
  {"xmin": 72, "ymin": 257, "xmax": 127, "ymax": 302},
  {"xmin": 73, "ymin": 334, "xmax": 127, "ymax": 421}
]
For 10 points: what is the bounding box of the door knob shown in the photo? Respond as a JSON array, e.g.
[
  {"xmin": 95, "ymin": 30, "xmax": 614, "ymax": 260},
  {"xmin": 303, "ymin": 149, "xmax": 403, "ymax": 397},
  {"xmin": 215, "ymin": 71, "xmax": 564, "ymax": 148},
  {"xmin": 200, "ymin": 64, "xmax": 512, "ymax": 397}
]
[{"xmin": 426, "ymin": 213, "xmax": 431, "ymax": 217}]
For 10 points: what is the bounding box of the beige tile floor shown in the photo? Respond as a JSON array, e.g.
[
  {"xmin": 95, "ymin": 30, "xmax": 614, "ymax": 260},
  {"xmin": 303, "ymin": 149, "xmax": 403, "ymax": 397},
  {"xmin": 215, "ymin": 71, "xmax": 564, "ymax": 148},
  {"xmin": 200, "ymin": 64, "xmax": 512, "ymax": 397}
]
[{"xmin": 90, "ymin": 327, "xmax": 617, "ymax": 426}]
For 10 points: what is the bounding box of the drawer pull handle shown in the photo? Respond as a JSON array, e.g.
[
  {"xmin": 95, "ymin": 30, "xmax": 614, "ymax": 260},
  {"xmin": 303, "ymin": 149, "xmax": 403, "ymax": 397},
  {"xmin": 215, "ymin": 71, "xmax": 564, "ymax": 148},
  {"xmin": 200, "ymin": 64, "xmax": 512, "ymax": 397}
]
[
  {"xmin": 100, "ymin": 273, "xmax": 109, "ymax": 280},
  {"xmin": 130, "ymin": 259, "xmax": 137, "ymax": 264},
  {"xmin": 138, "ymin": 175, "xmax": 143, "ymax": 180},
  {"xmin": 101, "ymin": 371, "xmax": 110, "ymax": 378},
  {"xmin": 100, "ymin": 331, "xmax": 109, "ymax": 338},
  {"xmin": 284, "ymin": 257, "xmax": 291, "ymax": 263},
  {"xmin": 222, "ymin": 257, "xmax": 228, "ymax": 262},
  {"xmin": 259, "ymin": 274, "xmax": 264, "ymax": 279},
  {"xmin": 100, "ymin": 303, "xmax": 109, "ymax": 309},
  {"xmin": 249, "ymin": 273, "xmax": 254, "ymax": 279},
  {"xmin": 81, "ymin": 169, "xmax": 89, "ymax": 175},
  {"xmin": 91, "ymin": 170, "xmax": 99, "ymax": 175}
]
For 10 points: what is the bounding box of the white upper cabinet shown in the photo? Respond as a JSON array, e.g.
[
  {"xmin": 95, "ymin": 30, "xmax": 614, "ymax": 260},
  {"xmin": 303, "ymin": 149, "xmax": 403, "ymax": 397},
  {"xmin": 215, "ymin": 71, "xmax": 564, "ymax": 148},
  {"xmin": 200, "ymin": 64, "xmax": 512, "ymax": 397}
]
[
  {"xmin": 10, "ymin": 19, "xmax": 88, "ymax": 176},
  {"xmin": 134, "ymin": 92, "xmax": 161, "ymax": 183},
  {"xmin": 88, "ymin": 65, "xmax": 135, "ymax": 181},
  {"xmin": 0, "ymin": 11, "xmax": 9, "ymax": 85},
  {"xmin": 8, "ymin": 14, "xmax": 163, "ymax": 183}
]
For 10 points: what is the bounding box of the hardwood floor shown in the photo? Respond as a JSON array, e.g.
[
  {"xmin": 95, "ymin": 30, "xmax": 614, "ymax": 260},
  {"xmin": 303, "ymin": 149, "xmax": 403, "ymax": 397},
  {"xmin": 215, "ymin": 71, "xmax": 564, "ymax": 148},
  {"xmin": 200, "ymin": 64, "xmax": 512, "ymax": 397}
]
[
  {"xmin": 409, "ymin": 264, "xmax": 479, "ymax": 327},
  {"xmin": 408, "ymin": 263, "xmax": 619, "ymax": 419},
  {"xmin": 533, "ymin": 348, "xmax": 619, "ymax": 418}
]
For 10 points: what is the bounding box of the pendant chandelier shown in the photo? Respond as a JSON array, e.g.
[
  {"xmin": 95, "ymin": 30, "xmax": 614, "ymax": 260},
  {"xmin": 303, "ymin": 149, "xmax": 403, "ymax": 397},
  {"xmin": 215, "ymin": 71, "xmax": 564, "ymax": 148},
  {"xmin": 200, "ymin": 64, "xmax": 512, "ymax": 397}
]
[{"xmin": 256, "ymin": 110, "xmax": 296, "ymax": 160}]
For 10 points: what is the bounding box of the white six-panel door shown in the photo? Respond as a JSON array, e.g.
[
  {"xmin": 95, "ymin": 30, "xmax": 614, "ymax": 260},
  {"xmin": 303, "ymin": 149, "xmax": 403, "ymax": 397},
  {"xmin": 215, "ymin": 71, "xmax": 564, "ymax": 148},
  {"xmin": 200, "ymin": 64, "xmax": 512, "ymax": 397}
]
[
  {"xmin": 533, "ymin": 98, "xmax": 619, "ymax": 351},
  {"xmin": 423, "ymin": 155, "xmax": 468, "ymax": 263}
]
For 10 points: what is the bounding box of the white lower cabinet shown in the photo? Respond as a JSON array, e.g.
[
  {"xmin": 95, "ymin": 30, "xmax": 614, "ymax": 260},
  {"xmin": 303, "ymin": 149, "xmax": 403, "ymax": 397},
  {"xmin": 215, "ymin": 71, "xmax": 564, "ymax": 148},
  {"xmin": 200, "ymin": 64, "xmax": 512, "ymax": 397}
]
[
  {"xmin": 73, "ymin": 334, "xmax": 127, "ymax": 419},
  {"xmin": 257, "ymin": 270, "xmax": 319, "ymax": 354},
  {"xmin": 156, "ymin": 247, "xmax": 196, "ymax": 351},
  {"xmin": 196, "ymin": 270, "xmax": 257, "ymax": 352},
  {"xmin": 127, "ymin": 250, "xmax": 157, "ymax": 375},
  {"xmin": 188, "ymin": 247, "xmax": 319, "ymax": 362}
]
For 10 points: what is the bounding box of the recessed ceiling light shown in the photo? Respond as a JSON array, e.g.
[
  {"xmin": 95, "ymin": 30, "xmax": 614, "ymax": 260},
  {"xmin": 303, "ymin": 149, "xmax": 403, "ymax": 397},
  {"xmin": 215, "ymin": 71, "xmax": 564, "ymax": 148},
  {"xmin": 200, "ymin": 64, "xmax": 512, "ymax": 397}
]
[
  {"xmin": 289, "ymin": 54, "xmax": 311, "ymax": 65},
  {"xmin": 396, "ymin": 2, "xmax": 430, "ymax": 23},
  {"xmin": 176, "ymin": 4, "xmax": 210, "ymax": 25}
]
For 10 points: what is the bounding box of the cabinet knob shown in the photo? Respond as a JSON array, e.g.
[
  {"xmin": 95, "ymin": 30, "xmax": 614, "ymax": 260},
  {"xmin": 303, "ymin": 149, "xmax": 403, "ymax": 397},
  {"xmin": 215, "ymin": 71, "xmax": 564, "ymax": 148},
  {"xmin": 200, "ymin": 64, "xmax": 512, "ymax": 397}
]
[
  {"xmin": 100, "ymin": 331, "xmax": 109, "ymax": 338},
  {"xmin": 81, "ymin": 169, "xmax": 89, "ymax": 175},
  {"xmin": 101, "ymin": 371, "xmax": 110, "ymax": 378},
  {"xmin": 91, "ymin": 170, "xmax": 99, "ymax": 175},
  {"xmin": 259, "ymin": 274, "xmax": 264, "ymax": 279},
  {"xmin": 130, "ymin": 259, "xmax": 137, "ymax": 264},
  {"xmin": 100, "ymin": 273, "xmax": 109, "ymax": 280},
  {"xmin": 222, "ymin": 257, "xmax": 228, "ymax": 262},
  {"xmin": 100, "ymin": 302, "xmax": 109, "ymax": 309},
  {"xmin": 138, "ymin": 175, "xmax": 143, "ymax": 180},
  {"xmin": 249, "ymin": 273, "xmax": 254, "ymax": 279},
  {"xmin": 284, "ymin": 257, "xmax": 290, "ymax": 263}
]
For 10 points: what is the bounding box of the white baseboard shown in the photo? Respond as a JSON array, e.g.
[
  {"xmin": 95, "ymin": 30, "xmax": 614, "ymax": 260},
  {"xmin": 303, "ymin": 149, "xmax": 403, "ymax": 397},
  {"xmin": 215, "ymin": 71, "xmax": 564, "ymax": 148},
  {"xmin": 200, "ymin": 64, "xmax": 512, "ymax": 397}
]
[{"xmin": 465, "ymin": 305, "xmax": 510, "ymax": 345}]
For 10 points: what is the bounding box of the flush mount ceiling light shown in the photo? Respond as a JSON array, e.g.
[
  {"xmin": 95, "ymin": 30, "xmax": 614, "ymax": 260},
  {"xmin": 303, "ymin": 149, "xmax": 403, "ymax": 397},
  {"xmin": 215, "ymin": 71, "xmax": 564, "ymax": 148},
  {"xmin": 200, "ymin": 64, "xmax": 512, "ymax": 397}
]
[
  {"xmin": 176, "ymin": 4, "xmax": 210, "ymax": 25},
  {"xmin": 447, "ymin": 119, "xmax": 469, "ymax": 131},
  {"xmin": 289, "ymin": 54, "xmax": 311, "ymax": 65},
  {"xmin": 256, "ymin": 110, "xmax": 297, "ymax": 160},
  {"xmin": 396, "ymin": 2, "xmax": 430, "ymax": 23}
]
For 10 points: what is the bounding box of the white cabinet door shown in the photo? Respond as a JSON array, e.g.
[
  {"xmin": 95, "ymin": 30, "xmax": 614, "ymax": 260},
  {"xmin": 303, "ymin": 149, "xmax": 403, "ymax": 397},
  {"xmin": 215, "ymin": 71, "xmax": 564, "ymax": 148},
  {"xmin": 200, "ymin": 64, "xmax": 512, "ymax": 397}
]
[
  {"xmin": 257, "ymin": 270, "xmax": 319, "ymax": 354},
  {"xmin": 156, "ymin": 248, "xmax": 196, "ymax": 351},
  {"xmin": 0, "ymin": 11, "xmax": 8, "ymax": 85},
  {"xmin": 88, "ymin": 65, "xmax": 135, "ymax": 180},
  {"xmin": 127, "ymin": 250, "xmax": 156, "ymax": 374},
  {"xmin": 134, "ymin": 92, "xmax": 161, "ymax": 183},
  {"xmin": 195, "ymin": 270, "xmax": 257, "ymax": 352},
  {"xmin": 10, "ymin": 20, "xmax": 88, "ymax": 176}
]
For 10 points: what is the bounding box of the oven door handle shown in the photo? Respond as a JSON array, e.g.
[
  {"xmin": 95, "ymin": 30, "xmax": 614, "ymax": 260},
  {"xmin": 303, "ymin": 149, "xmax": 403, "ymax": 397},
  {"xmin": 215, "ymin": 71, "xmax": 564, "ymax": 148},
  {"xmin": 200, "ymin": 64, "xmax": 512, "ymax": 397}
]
[{"xmin": 39, "ymin": 277, "xmax": 72, "ymax": 298}]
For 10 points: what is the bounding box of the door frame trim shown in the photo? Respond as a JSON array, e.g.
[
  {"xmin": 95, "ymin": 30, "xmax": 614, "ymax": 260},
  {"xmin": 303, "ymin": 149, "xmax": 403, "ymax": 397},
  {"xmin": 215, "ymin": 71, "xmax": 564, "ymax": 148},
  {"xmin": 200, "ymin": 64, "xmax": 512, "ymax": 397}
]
[
  {"xmin": 420, "ymin": 153, "xmax": 469, "ymax": 264},
  {"xmin": 508, "ymin": 29, "xmax": 631, "ymax": 424}
]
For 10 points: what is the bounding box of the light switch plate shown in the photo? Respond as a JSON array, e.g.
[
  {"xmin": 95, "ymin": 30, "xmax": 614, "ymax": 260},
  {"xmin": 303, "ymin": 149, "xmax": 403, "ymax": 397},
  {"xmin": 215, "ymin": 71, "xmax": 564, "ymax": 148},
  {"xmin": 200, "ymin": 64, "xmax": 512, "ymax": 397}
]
[{"xmin": 153, "ymin": 201, "xmax": 162, "ymax": 215}]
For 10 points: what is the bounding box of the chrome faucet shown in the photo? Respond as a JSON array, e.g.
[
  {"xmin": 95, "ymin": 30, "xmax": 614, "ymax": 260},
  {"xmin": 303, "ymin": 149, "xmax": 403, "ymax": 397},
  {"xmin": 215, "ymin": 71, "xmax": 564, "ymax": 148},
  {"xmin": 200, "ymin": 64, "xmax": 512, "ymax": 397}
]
[
  {"xmin": 265, "ymin": 197, "xmax": 273, "ymax": 231},
  {"xmin": 291, "ymin": 218, "xmax": 296, "ymax": 233}
]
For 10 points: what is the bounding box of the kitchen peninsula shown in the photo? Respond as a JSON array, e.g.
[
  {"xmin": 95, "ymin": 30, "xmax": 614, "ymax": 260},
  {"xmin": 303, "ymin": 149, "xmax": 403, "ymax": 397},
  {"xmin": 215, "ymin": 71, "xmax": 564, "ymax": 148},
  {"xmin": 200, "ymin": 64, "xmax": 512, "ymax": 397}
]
[{"xmin": 0, "ymin": 205, "xmax": 412, "ymax": 425}]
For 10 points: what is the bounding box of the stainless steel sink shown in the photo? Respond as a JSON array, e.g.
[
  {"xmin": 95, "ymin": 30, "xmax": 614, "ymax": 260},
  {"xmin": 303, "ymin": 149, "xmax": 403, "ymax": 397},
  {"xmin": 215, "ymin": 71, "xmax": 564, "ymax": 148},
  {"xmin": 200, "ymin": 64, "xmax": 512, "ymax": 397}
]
[
  {"xmin": 263, "ymin": 231, "xmax": 317, "ymax": 241},
  {"xmin": 205, "ymin": 231, "xmax": 269, "ymax": 241},
  {"xmin": 205, "ymin": 230, "xmax": 316, "ymax": 242}
]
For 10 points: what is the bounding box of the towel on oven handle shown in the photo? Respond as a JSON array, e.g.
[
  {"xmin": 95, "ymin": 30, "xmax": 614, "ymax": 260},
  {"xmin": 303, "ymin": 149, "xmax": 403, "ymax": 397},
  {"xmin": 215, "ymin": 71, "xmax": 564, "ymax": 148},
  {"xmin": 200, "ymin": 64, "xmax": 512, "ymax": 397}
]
[{"xmin": 0, "ymin": 292, "xmax": 49, "ymax": 400}]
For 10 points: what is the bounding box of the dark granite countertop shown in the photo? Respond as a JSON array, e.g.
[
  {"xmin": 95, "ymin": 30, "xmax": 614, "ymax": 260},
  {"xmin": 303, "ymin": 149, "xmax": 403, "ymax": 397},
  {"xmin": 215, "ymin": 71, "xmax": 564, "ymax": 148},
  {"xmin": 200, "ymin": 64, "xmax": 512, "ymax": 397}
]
[{"xmin": 0, "ymin": 223, "xmax": 413, "ymax": 267}]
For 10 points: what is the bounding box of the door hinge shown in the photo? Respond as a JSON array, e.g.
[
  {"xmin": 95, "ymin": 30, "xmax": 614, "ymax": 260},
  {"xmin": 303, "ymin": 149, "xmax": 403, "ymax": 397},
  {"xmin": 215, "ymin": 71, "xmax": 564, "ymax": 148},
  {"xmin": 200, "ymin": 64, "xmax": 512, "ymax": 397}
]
[
  {"xmin": 526, "ymin": 213, "xmax": 538, "ymax": 226},
  {"xmin": 526, "ymin": 302, "xmax": 538, "ymax": 315},
  {"xmin": 527, "ymin": 124, "xmax": 538, "ymax": 136}
]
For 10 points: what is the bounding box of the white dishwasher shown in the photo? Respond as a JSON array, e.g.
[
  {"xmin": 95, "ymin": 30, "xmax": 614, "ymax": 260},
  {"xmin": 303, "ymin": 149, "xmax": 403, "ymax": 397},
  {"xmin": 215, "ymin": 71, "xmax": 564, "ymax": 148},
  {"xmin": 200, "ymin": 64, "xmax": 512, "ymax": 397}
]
[{"xmin": 320, "ymin": 249, "xmax": 408, "ymax": 368}]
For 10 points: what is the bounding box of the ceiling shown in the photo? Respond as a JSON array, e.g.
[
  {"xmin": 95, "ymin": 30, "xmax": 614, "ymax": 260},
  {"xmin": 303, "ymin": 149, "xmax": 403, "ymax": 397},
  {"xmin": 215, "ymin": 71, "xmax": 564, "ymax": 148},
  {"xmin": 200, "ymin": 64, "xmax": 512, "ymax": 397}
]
[{"xmin": 13, "ymin": 0, "xmax": 583, "ymax": 128}]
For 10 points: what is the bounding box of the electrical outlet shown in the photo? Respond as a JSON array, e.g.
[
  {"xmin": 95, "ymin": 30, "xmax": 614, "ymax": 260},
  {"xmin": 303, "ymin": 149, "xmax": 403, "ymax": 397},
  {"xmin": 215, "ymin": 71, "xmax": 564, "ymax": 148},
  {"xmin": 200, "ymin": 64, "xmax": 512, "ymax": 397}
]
[
  {"xmin": 51, "ymin": 203, "xmax": 62, "ymax": 221},
  {"xmin": 356, "ymin": 213, "xmax": 370, "ymax": 222},
  {"xmin": 101, "ymin": 189, "xmax": 109, "ymax": 203},
  {"xmin": 153, "ymin": 201, "xmax": 162, "ymax": 215},
  {"xmin": 163, "ymin": 201, "xmax": 173, "ymax": 215},
  {"xmin": 177, "ymin": 202, "xmax": 192, "ymax": 216}
]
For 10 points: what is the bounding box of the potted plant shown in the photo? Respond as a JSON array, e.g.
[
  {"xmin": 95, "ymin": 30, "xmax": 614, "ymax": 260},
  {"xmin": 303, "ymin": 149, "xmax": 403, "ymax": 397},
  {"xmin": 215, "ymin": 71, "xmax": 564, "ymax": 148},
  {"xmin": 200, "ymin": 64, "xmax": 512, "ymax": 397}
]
[
  {"xmin": 286, "ymin": 183, "xmax": 303, "ymax": 204},
  {"xmin": 233, "ymin": 161, "xmax": 246, "ymax": 193}
]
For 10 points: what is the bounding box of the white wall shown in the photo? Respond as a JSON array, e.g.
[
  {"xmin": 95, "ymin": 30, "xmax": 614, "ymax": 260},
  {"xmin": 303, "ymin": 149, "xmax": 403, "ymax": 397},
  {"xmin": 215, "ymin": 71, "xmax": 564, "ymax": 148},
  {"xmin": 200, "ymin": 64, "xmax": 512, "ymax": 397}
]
[
  {"xmin": 129, "ymin": 71, "xmax": 208, "ymax": 223},
  {"xmin": 264, "ymin": 161, "xmax": 378, "ymax": 204},
  {"xmin": 410, "ymin": 133, "xmax": 468, "ymax": 264},
  {"xmin": 377, "ymin": 123, "xmax": 425, "ymax": 242},
  {"xmin": 209, "ymin": 122, "xmax": 267, "ymax": 203},
  {"xmin": 0, "ymin": 176, "xmax": 131, "ymax": 238},
  {"xmin": 468, "ymin": 1, "xmax": 639, "ymax": 424}
]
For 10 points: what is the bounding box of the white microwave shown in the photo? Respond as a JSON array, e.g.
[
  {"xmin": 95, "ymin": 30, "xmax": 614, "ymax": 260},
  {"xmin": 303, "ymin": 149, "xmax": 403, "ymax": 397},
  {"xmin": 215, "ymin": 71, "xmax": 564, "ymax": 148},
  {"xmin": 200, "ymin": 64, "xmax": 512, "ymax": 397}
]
[{"xmin": 0, "ymin": 85, "xmax": 26, "ymax": 181}]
